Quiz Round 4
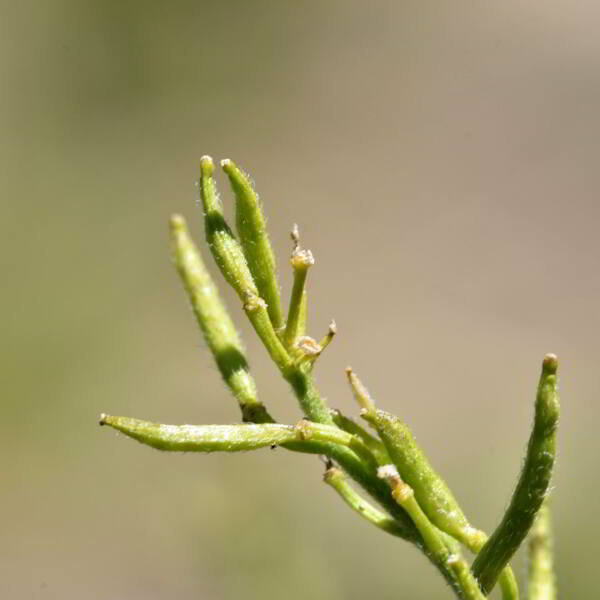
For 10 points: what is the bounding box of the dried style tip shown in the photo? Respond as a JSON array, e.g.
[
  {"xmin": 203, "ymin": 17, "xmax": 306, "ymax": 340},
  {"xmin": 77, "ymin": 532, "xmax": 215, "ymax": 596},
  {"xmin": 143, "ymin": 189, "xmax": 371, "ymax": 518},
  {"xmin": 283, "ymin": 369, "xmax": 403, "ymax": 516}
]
[
  {"xmin": 377, "ymin": 464, "xmax": 400, "ymax": 481},
  {"xmin": 291, "ymin": 223, "xmax": 300, "ymax": 246},
  {"xmin": 345, "ymin": 368, "xmax": 377, "ymax": 415},
  {"xmin": 290, "ymin": 247, "xmax": 315, "ymax": 269},
  {"xmin": 542, "ymin": 353, "xmax": 558, "ymax": 374},
  {"xmin": 295, "ymin": 336, "xmax": 322, "ymax": 356}
]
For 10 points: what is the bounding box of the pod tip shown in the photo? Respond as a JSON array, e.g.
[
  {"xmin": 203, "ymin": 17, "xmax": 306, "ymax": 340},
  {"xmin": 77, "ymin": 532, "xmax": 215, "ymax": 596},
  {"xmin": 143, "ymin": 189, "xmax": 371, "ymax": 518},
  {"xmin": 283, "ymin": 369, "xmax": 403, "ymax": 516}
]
[
  {"xmin": 543, "ymin": 353, "xmax": 558, "ymax": 374},
  {"xmin": 169, "ymin": 214, "xmax": 186, "ymax": 230},
  {"xmin": 200, "ymin": 155, "xmax": 214, "ymax": 175}
]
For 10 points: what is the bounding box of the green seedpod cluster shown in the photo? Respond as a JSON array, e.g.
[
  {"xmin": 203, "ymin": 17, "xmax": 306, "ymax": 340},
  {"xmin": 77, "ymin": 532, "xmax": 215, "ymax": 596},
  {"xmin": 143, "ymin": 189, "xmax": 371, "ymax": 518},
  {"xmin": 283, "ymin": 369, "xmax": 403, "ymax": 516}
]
[
  {"xmin": 199, "ymin": 156, "xmax": 258, "ymax": 301},
  {"xmin": 471, "ymin": 354, "xmax": 559, "ymax": 594},
  {"xmin": 221, "ymin": 158, "xmax": 284, "ymax": 330},
  {"xmin": 362, "ymin": 408, "xmax": 483, "ymax": 549}
]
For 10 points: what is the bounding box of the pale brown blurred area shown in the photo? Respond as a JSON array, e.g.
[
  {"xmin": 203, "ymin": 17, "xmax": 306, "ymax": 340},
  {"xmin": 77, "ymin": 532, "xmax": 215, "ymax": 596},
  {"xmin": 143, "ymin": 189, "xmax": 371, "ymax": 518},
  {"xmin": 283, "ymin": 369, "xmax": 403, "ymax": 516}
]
[{"xmin": 1, "ymin": 1, "xmax": 598, "ymax": 598}]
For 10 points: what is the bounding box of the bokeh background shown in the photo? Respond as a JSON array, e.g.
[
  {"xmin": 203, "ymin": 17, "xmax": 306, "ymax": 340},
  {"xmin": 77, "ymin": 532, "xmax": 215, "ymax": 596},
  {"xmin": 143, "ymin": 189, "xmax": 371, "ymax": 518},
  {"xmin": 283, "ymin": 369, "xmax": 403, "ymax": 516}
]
[{"xmin": 2, "ymin": 1, "xmax": 599, "ymax": 598}]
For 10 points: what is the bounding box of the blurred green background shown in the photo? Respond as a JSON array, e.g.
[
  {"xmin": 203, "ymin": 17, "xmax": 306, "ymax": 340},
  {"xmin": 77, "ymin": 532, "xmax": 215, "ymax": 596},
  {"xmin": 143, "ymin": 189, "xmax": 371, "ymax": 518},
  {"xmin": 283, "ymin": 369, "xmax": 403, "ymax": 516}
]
[{"xmin": 2, "ymin": 1, "xmax": 598, "ymax": 598}]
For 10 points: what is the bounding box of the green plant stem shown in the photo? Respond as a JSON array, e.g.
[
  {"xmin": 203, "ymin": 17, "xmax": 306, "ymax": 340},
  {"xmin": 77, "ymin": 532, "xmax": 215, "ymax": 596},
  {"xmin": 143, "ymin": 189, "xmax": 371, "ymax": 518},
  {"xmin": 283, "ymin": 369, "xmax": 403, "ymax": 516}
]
[
  {"xmin": 447, "ymin": 557, "xmax": 487, "ymax": 600},
  {"xmin": 471, "ymin": 354, "xmax": 559, "ymax": 594},
  {"xmin": 527, "ymin": 501, "xmax": 556, "ymax": 600},
  {"xmin": 324, "ymin": 465, "xmax": 413, "ymax": 538},
  {"xmin": 221, "ymin": 158, "xmax": 284, "ymax": 330}
]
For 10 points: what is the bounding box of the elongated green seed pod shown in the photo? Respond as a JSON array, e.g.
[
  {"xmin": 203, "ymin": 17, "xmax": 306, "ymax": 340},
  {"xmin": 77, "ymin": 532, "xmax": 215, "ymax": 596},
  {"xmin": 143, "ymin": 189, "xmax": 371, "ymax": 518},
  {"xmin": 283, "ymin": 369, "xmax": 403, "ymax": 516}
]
[
  {"xmin": 99, "ymin": 414, "xmax": 377, "ymax": 466},
  {"xmin": 283, "ymin": 246, "xmax": 314, "ymax": 350},
  {"xmin": 527, "ymin": 502, "xmax": 556, "ymax": 600},
  {"xmin": 362, "ymin": 409, "xmax": 483, "ymax": 548},
  {"xmin": 472, "ymin": 354, "xmax": 559, "ymax": 594},
  {"xmin": 221, "ymin": 158, "xmax": 284, "ymax": 330},
  {"xmin": 170, "ymin": 214, "xmax": 270, "ymax": 423}
]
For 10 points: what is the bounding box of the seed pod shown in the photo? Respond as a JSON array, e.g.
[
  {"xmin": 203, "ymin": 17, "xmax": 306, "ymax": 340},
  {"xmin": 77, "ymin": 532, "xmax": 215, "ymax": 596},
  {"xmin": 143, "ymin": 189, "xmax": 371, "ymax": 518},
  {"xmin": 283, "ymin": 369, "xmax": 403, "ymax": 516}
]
[
  {"xmin": 100, "ymin": 414, "xmax": 375, "ymax": 462},
  {"xmin": 221, "ymin": 158, "xmax": 284, "ymax": 330},
  {"xmin": 199, "ymin": 156, "xmax": 258, "ymax": 300},
  {"xmin": 199, "ymin": 156, "xmax": 291, "ymax": 370},
  {"xmin": 362, "ymin": 408, "xmax": 484, "ymax": 548},
  {"xmin": 170, "ymin": 214, "xmax": 270, "ymax": 423},
  {"xmin": 472, "ymin": 354, "xmax": 559, "ymax": 594}
]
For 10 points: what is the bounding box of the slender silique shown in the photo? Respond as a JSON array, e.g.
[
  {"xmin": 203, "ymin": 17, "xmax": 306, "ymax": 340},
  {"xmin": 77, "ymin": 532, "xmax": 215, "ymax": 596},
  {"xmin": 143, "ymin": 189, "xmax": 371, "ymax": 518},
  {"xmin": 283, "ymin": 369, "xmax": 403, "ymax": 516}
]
[
  {"xmin": 100, "ymin": 414, "xmax": 377, "ymax": 459},
  {"xmin": 169, "ymin": 214, "xmax": 270, "ymax": 423},
  {"xmin": 471, "ymin": 354, "xmax": 559, "ymax": 594}
]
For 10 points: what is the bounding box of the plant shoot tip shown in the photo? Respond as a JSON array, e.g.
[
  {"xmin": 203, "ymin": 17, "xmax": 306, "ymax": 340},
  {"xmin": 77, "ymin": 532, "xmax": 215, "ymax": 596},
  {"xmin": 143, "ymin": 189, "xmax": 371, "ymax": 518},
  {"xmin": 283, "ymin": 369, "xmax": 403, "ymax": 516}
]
[
  {"xmin": 200, "ymin": 155, "xmax": 214, "ymax": 174},
  {"xmin": 169, "ymin": 214, "xmax": 186, "ymax": 229},
  {"xmin": 377, "ymin": 464, "xmax": 399, "ymax": 480},
  {"xmin": 543, "ymin": 353, "xmax": 558, "ymax": 374}
]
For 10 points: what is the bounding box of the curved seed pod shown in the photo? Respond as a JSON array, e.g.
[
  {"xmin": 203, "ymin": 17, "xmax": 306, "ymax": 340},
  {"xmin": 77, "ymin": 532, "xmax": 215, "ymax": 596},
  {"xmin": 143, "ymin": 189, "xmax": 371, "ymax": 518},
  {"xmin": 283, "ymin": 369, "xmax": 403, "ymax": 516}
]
[
  {"xmin": 472, "ymin": 355, "xmax": 559, "ymax": 595},
  {"xmin": 221, "ymin": 158, "xmax": 284, "ymax": 330},
  {"xmin": 170, "ymin": 214, "xmax": 270, "ymax": 423},
  {"xmin": 199, "ymin": 156, "xmax": 291, "ymax": 370},
  {"xmin": 527, "ymin": 501, "xmax": 556, "ymax": 600},
  {"xmin": 362, "ymin": 408, "xmax": 484, "ymax": 549},
  {"xmin": 100, "ymin": 414, "xmax": 375, "ymax": 459}
]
